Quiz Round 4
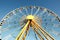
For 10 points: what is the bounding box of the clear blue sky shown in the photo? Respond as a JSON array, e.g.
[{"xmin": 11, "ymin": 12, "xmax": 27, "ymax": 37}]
[{"xmin": 0, "ymin": 0, "xmax": 60, "ymax": 40}]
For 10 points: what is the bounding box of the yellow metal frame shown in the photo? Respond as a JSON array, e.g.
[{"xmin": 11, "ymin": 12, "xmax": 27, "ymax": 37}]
[
  {"xmin": 22, "ymin": 25, "xmax": 30, "ymax": 40},
  {"xmin": 32, "ymin": 20, "xmax": 54, "ymax": 40},
  {"xmin": 16, "ymin": 20, "xmax": 30, "ymax": 40},
  {"xmin": 31, "ymin": 23, "xmax": 44, "ymax": 40},
  {"xmin": 15, "ymin": 15, "xmax": 54, "ymax": 40}
]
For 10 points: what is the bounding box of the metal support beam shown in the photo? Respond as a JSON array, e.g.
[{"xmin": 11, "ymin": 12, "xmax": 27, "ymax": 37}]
[
  {"xmin": 31, "ymin": 21, "xmax": 48, "ymax": 40},
  {"xmin": 15, "ymin": 19, "xmax": 54, "ymax": 40},
  {"xmin": 32, "ymin": 20, "xmax": 54, "ymax": 40},
  {"xmin": 22, "ymin": 25, "xmax": 30, "ymax": 40},
  {"xmin": 31, "ymin": 23, "xmax": 44, "ymax": 40},
  {"xmin": 15, "ymin": 20, "xmax": 30, "ymax": 40}
]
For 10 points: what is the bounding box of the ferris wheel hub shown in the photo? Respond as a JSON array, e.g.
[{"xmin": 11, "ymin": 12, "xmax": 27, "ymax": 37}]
[{"xmin": 26, "ymin": 15, "xmax": 34, "ymax": 20}]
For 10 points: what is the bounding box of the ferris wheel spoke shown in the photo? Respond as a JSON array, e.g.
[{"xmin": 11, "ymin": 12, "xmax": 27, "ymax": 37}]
[
  {"xmin": 30, "ymin": 6, "xmax": 33, "ymax": 15},
  {"xmin": 20, "ymin": 15, "xmax": 26, "ymax": 23},
  {"xmin": 2, "ymin": 26, "xmax": 22, "ymax": 40},
  {"xmin": 11, "ymin": 27, "xmax": 23, "ymax": 37},
  {"xmin": 2, "ymin": 25, "xmax": 19, "ymax": 32},
  {"xmin": 5, "ymin": 24, "xmax": 25, "ymax": 38},
  {"xmin": 23, "ymin": 7, "xmax": 28, "ymax": 15},
  {"xmin": 11, "ymin": 25, "xmax": 24, "ymax": 35},
  {"xmin": 52, "ymin": 30, "xmax": 60, "ymax": 36},
  {"xmin": 53, "ymin": 24, "xmax": 60, "ymax": 28},
  {"xmin": 31, "ymin": 8, "xmax": 33, "ymax": 15},
  {"xmin": 34, "ymin": 7, "xmax": 40, "ymax": 16},
  {"xmin": 34, "ymin": 16, "xmax": 42, "ymax": 25},
  {"xmin": 19, "ymin": 10, "xmax": 24, "ymax": 15},
  {"xmin": 2, "ymin": 22, "xmax": 25, "ymax": 32},
  {"xmin": 11, "ymin": 9, "xmax": 22, "ymax": 18},
  {"xmin": 19, "ymin": 8, "xmax": 26, "ymax": 16},
  {"xmin": 37, "ymin": 8, "xmax": 47, "ymax": 17},
  {"xmin": 2, "ymin": 34, "xmax": 12, "ymax": 40}
]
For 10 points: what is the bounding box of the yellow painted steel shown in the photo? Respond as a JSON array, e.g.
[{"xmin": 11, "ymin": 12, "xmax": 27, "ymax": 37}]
[
  {"xmin": 15, "ymin": 15, "xmax": 54, "ymax": 40},
  {"xmin": 31, "ymin": 23, "xmax": 44, "ymax": 40},
  {"xmin": 31, "ymin": 21, "xmax": 48, "ymax": 40},
  {"xmin": 26, "ymin": 15, "xmax": 34, "ymax": 20},
  {"xmin": 32, "ymin": 20, "xmax": 54, "ymax": 40},
  {"xmin": 22, "ymin": 25, "xmax": 30, "ymax": 40},
  {"xmin": 15, "ymin": 20, "xmax": 30, "ymax": 40}
]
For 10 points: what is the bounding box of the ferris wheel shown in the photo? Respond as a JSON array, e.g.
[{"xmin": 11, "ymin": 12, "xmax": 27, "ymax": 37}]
[{"xmin": 0, "ymin": 6, "xmax": 60, "ymax": 40}]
